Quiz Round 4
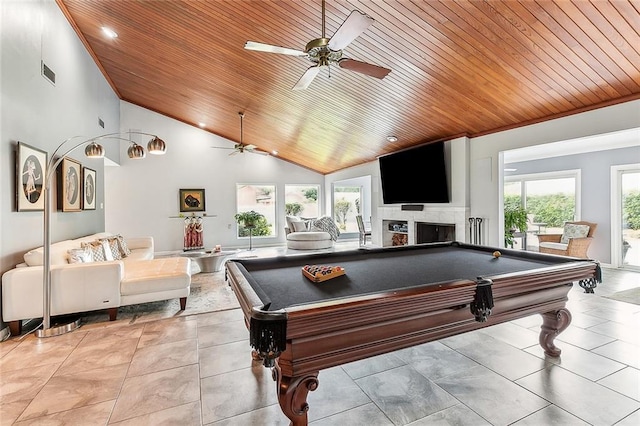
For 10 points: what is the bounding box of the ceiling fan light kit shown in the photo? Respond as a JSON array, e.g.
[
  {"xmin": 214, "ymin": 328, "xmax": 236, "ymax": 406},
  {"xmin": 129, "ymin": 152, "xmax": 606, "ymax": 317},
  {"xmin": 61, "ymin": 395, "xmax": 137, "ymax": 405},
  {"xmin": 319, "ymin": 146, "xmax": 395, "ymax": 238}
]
[
  {"xmin": 244, "ymin": 0, "xmax": 391, "ymax": 90},
  {"xmin": 211, "ymin": 112, "xmax": 268, "ymax": 156}
]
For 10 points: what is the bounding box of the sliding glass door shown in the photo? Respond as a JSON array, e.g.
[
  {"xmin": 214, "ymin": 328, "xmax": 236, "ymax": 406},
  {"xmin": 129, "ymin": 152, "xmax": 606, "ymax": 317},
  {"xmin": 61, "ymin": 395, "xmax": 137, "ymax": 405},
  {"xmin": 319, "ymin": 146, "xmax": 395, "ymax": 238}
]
[{"xmin": 613, "ymin": 165, "xmax": 640, "ymax": 269}]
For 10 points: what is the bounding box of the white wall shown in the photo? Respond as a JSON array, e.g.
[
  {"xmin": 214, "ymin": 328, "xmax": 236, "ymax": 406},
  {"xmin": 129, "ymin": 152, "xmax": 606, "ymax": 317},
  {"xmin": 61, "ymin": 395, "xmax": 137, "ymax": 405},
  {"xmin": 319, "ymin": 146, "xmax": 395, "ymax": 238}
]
[
  {"xmin": 107, "ymin": 102, "xmax": 325, "ymax": 252},
  {"xmin": 1, "ymin": 0, "xmax": 120, "ymax": 332},
  {"xmin": 1, "ymin": 0, "xmax": 119, "ymax": 267}
]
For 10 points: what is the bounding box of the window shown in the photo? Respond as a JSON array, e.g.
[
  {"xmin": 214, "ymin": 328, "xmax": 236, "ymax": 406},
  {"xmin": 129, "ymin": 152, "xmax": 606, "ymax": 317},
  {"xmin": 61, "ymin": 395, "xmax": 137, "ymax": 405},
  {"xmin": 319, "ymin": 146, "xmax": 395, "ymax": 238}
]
[
  {"xmin": 333, "ymin": 185, "xmax": 362, "ymax": 233},
  {"xmin": 505, "ymin": 171, "xmax": 579, "ymax": 249},
  {"xmin": 284, "ymin": 185, "xmax": 320, "ymax": 218},
  {"xmin": 236, "ymin": 184, "xmax": 276, "ymax": 237}
]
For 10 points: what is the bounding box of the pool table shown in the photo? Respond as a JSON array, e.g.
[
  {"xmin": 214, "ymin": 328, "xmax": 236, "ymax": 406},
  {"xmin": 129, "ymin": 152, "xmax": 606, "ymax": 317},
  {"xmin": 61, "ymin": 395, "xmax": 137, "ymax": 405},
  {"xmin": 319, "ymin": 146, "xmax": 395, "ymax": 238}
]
[{"xmin": 226, "ymin": 242, "xmax": 600, "ymax": 426}]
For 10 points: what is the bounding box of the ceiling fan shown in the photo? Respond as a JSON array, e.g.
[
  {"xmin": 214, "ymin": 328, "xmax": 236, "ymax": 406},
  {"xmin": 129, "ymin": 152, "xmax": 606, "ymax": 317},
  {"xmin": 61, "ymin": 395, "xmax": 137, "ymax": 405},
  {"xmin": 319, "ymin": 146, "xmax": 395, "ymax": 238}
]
[
  {"xmin": 212, "ymin": 112, "xmax": 268, "ymax": 156},
  {"xmin": 244, "ymin": 0, "xmax": 391, "ymax": 90}
]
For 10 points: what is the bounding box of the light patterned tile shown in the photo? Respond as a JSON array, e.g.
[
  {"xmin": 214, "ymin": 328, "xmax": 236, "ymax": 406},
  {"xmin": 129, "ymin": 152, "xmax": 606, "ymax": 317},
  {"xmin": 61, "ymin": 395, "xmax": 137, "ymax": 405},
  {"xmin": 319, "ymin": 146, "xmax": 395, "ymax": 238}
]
[
  {"xmin": 342, "ymin": 352, "xmax": 406, "ymax": 380},
  {"xmin": 511, "ymin": 405, "xmax": 589, "ymax": 425},
  {"xmin": 593, "ymin": 340, "xmax": 640, "ymax": 369},
  {"xmin": 197, "ymin": 320, "xmax": 248, "ymax": 348},
  {"xmin": 109, "ymin": 401, "xmax": 201, "ymax": 426},
  {"xmin": 0, "ymin": 331, "xmax": 85, "ymax": 372},
  {"xmin": 13, "ymin": 400, "xmax": 114, "ymax": 426},
  {"xmin": 199, "ymin": 339, "xmax": 252, "ymax": 378},
  {"xmin": 55, "ymin": 337, "xmax": 138, "ymax": 376},
  {"xmin": 408, "ymin": 404, "xmax": 491, "ymax": 425},
  {"xmin": 138, "ymin": 317, "xmax": 198, "ymax": 348},
  {"xmin": 306, "ymin": 367, "xmax": 371, "ymax": 422},
  {"xmin": 310, "ymin": 402, "xmax": 393, "ymax": 426},
  {"xmin": 597, "ymin": 367, "xmax": 640, "ymax": 401},
  {"xmin": 394, "ymin": 341, "xmax": 478, "ymax": 380},
  {"xmin": 128, "ymin": 338, "xmax": 198, "ymax": 377},
  {"xmin": 356, "ymin": 366, "xmax": 458, "ymax": 425},
  {"xmin": 195, "ymin": 308, "xmax": 245, "ymax": 327},
  {"xmin": 436, "ymin": 364, "xmax": 548, "ymax": 425},
  {"xmin": 201, "ymin": 365, "xmax": 277, "ymax": 423},
  {"xmin": 18, "ymin": 364, "xmax": 128, "ymax": 421},
  {"xmin": 516, "ymin": 364, "xmax": 640, "ymax": 425},
  {"xmin": 110, "ymin": 364, "xmax": 200, "ymax": 423},
  {"xmin": 0, "ymin": 364, "xmax": 58, "ymax": 404},
  {"xmin": 0, "ymin": 400, "xmax": 31, "ymax": 425}
]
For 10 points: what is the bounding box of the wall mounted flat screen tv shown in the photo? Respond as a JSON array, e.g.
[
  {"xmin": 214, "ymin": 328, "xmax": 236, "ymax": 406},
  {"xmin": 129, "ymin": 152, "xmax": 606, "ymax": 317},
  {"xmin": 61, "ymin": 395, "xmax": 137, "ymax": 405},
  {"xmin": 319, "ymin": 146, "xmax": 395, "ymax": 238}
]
[{"xmin": 379, "ymin": 141, "xmax": 449, "ymax": 204}]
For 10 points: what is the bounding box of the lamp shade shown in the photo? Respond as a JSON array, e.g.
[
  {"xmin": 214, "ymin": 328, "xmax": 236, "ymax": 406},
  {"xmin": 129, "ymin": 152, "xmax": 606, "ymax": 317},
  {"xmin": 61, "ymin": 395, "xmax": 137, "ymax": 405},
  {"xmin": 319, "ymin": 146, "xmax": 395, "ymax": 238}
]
[
  {"xmin": 147, "ymin": 137, "xmax": 166, "ymax": 155},
  {"xmin": 127, "ymin": 143, "xmax": 146, "ymax": 159},
  {"xmin": 85, "ymin": 142, "xmax": 105, "ymax": 158}
]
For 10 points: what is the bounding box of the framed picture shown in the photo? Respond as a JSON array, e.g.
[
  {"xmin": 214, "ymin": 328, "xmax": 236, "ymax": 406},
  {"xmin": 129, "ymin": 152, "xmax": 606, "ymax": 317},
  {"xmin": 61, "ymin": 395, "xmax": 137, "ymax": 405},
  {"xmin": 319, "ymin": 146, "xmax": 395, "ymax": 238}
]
[
  {"xmin": 59, "ymin": 157, "xmax": 82, "ymax": 212},
  {"xmin": 16, "ymin": 142, "xmax": 47, "ymax": 211},
  {"xmin": 82, "ymin": 167, "xmax": 96, "ymax": 210},
  {"xmin": 179, "ymin": 188, "xmax": 206, "ymax": 212}
]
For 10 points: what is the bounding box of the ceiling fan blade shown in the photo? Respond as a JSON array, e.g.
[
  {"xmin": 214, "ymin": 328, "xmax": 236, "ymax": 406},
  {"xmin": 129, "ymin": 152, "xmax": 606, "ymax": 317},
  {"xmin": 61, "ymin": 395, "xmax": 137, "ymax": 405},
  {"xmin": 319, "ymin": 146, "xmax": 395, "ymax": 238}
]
[
  {"xmin": 244, "ymin": 41, "xmax": 306, "ymax": 57},
  {"xmin": 293, "ymin": 66, "xmax": 321, "ymax": 90},
  {"xmin": 328, "ymin": 10, "xmax": 374, "ymax": 51},
  {"xmin": 338, "ymin": 58, "xmax": 391, "ymax": 79},
  {"xmin": 211, "ymin": 146, "xmax": 235, "ymax": 150},
  {"xmin": 248, "ymin": 149, "xmax": 269, "ymax": 156},
  {"xmin": 244, "ymin": 144, "xmax": 257, "ymax": 150}
]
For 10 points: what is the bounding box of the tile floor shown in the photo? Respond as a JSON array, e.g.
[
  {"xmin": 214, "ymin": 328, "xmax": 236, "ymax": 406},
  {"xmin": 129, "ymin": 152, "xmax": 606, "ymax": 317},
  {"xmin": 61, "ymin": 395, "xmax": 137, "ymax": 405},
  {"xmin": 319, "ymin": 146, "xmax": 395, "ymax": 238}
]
[{"xmin": 0, "ymin": 256, "xmax": 638, "ymax": 425}]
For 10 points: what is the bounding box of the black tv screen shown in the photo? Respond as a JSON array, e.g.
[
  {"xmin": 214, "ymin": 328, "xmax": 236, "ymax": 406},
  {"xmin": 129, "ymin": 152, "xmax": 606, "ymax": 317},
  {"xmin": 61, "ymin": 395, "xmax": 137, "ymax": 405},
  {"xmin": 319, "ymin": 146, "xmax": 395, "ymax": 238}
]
[{"xmin": 379, "ymin": 141, "xmax": 449, "ymax": 204}]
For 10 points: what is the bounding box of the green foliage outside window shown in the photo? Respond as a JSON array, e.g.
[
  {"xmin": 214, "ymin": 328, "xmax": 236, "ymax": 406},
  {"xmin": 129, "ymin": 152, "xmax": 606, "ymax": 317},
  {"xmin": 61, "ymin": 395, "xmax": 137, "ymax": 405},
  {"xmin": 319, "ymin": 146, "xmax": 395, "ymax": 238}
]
[
  {"xmin": 303, "ymin": 188, "xmax": 317, "ymax": 202},
  {"xmin": 334, "ymin": 199, "xmax": 351, "ymax": 230},
  {"xmin": 285, "ymin": 202, "xmax": 303, "ymax": 216},
  {"xmin": 624, "ymin": 191, "xmax": 640, "ymax": 230},
  {"xmin": 235, "ymin": 211, "xmax": 271, "ymax": 237}
]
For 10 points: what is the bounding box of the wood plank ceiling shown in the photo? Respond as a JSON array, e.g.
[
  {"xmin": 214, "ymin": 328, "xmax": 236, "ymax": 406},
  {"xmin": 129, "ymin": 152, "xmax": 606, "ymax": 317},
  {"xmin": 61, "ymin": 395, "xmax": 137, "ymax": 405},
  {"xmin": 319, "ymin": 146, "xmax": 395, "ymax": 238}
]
[{"xmin": 57, "ymin": 0, "xmax": 640, "ymax": 174}]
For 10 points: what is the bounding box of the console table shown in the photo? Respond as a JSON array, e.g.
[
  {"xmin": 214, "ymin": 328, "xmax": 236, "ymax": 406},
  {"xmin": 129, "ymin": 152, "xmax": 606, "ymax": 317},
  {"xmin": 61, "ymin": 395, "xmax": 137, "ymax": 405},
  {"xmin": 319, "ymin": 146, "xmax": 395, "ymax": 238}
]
[{"xmin": 180, "ymin": 250, "xmax": 236, "ymax": 273}]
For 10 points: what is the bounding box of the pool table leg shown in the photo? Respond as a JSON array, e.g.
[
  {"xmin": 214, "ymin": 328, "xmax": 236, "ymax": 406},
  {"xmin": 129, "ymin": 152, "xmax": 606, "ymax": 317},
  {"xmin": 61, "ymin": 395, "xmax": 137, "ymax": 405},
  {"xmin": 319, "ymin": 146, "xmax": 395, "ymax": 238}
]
[
  {"xmin": 539, "ymin": 308, "xmax": 572, "ymax": 357},
  {"xmin": 272, "ymin": 363, "xmax": 319, "ymax": 426}
]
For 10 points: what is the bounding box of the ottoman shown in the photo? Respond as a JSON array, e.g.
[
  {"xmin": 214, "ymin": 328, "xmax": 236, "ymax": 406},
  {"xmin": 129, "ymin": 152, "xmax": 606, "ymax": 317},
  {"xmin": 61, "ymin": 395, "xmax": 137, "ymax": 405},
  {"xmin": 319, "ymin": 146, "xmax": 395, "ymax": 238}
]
[{"xmin": 286, "ymin": 231, "xmax": 333, "ymax": 250}]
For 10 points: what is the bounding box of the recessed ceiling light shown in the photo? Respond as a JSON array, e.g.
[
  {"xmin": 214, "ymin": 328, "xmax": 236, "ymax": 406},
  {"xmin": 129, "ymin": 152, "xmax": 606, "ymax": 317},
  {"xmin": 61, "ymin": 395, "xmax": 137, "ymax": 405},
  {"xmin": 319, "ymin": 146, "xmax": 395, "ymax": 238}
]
[
  {"xmin": 198, "ymin": 122, "xmax": 206, "ymax": 128},
  {"xmin": 101, "ymin": 27, "xmax": 118, "ymax": 39},
  {"xmin": 271, "ymin": 150, "xmax": 278, "ymax": 156},
  {"xmin": 386, "ymin": 135, "xmax": 398, "ymax": 142}
]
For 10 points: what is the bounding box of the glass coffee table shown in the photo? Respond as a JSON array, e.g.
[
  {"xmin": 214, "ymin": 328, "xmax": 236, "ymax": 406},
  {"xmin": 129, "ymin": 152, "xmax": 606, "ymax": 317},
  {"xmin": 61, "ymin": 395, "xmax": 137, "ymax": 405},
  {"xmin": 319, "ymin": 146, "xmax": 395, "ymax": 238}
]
[{"xmin": 180, "ymin": 250, "xmax": 237, "ymax": 273}]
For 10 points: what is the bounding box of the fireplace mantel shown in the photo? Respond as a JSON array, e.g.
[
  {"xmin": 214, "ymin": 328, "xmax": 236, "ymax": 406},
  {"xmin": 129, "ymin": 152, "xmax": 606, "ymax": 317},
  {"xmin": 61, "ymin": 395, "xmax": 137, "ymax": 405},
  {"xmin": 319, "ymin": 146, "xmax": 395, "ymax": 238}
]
[{"xmin": 378, "ymin": 205, "xmax": 470, "ymax": 246}]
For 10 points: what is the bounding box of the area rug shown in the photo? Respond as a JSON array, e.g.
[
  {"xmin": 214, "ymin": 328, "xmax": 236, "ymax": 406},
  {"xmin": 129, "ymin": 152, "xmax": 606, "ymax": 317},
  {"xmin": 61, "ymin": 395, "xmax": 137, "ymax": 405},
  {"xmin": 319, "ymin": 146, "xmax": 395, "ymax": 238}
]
[
  {"xmin": 604, "ymin": 287, "xmax": 640, "ymax": 305},
  {"xmin": 78, "ymin": 270, "xmax": 241, "ymax": 327}
]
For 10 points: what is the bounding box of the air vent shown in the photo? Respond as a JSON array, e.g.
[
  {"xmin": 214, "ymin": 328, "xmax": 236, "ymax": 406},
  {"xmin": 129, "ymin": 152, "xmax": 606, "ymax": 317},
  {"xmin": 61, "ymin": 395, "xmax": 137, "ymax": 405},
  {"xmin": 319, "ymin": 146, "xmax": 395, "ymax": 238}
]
[
  {"xmin": 41, "ymin": 61, "xmax": 55, "ymax": 85},
  {"xmin": 98, "ymin": 117, "xmax": 105, "ymax": 128}
]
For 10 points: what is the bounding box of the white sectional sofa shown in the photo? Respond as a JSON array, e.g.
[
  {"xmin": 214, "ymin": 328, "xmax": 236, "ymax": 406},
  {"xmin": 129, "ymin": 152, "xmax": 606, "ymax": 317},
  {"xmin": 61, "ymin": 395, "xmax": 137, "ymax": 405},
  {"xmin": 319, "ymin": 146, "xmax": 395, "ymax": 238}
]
[{"xmin": 2, "ymin": 232, "xmax": 191, "ymax": 336}]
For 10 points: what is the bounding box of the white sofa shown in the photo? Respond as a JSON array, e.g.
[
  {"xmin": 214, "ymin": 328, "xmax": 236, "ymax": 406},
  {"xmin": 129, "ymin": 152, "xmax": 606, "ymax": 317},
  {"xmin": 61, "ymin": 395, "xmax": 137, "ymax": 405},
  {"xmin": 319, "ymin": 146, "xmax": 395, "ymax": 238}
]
[{"xmin": 2, "ymin": 232, "xmax": 191, "ymax": 336}]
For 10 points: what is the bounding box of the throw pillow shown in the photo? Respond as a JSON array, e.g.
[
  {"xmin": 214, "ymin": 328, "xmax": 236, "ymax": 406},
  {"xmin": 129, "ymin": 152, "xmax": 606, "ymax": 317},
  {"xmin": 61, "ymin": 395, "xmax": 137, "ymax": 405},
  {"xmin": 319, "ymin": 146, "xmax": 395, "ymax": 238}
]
[
  {"xmin": 310, "ymin": 216, "xmax": 341, "ymax": 241},
  {"xmin": 291, "ymin": 221, "xmax": 308, "ymax": 232},
  {"xmin": 67, "ymin": 247, "xmax": 93, "ymax": 264},
  {"xmin": 102, "ymin": 237, "xmax": 122, "ymax": 260},
  {"xmin": 285, "ymin": 215, "xmax": 302, "ymax": 231},
  {"xmin": 115, "ymin": 234, "xmax": 131, "ymax": 257},
  {"xmin": 101, "ymin": 240, "xmax": 115, "ymax": 261},
  {"xmin": 81, "ymin": 241, "xmax": 107, "ymax": 262},
  {"xmin": 560, "ymin": 223, "xmax": 590, "ymax": 244}
]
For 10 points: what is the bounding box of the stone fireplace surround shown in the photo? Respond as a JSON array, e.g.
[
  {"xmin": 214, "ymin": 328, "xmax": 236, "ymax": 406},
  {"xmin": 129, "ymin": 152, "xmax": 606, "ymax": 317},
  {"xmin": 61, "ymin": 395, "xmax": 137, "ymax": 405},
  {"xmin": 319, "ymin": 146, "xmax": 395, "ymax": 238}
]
[{"xmin": 378, "ymin": 205, "xmax": 470, "ymax": 247}]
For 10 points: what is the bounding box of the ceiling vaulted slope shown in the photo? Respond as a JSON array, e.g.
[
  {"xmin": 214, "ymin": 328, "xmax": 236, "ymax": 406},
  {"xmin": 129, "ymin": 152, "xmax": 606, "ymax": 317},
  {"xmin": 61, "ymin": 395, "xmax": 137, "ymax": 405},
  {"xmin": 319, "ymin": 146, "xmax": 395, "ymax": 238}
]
[{"xmin": 57, "ymin": 0, "xmax": 640, "ymax": 174}]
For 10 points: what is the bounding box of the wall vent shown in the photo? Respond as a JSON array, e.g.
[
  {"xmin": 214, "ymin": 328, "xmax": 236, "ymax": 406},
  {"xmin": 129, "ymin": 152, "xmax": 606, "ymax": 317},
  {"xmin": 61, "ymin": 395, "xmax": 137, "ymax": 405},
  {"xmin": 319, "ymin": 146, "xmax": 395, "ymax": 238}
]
[
  {"xmin": 41, "ymin": 61, "xmax": 55, "ymax": 85},
  {"xmin": 98, "ymin": 117, "xmax": 105, "ymax": 128}
]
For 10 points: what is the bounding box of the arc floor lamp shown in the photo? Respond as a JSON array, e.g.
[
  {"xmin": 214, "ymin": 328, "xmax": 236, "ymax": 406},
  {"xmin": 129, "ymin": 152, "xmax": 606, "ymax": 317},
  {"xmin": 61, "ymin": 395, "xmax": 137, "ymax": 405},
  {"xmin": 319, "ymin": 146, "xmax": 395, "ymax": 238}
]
[{"xmin": 36, "ymin": 131, "xmax": 166, "ymax": 338}]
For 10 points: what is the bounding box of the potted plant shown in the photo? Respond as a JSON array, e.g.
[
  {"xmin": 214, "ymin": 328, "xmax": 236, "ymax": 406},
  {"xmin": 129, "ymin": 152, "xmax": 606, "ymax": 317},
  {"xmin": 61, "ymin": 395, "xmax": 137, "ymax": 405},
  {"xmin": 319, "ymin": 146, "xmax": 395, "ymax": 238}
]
[
  {"xmin": 504, "ymin": 205, "xmax": 528, "ymax": 247},
  {"xmin": 235, "ymin": 210, "xmax": 265, "ymax": 250}
]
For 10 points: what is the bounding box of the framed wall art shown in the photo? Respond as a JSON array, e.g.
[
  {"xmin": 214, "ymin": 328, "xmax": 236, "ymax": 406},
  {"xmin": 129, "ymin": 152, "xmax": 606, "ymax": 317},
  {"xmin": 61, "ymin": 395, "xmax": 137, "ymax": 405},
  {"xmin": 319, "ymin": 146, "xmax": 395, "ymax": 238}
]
[
  {"xmin": 59, "ymin": 157, "xmax": 82, "ymax": 212},
  {"xmin": 16, "ymin": 142, "xmax": 47, "ymax": 211},
  {"xmin": 179, "ymin": 188, "xmax": 206, "ymax": 212},
  {"xmin": 82, "ymin": 167, "xmax": 96, "ymax": 210}
]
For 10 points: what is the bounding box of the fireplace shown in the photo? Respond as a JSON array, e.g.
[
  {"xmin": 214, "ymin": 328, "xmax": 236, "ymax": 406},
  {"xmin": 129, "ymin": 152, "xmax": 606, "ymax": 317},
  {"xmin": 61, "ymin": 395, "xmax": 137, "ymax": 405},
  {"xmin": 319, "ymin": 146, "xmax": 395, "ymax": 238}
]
[{"xmin": 416, "ymin": 222, "xmax": 456, "ymax": 244}]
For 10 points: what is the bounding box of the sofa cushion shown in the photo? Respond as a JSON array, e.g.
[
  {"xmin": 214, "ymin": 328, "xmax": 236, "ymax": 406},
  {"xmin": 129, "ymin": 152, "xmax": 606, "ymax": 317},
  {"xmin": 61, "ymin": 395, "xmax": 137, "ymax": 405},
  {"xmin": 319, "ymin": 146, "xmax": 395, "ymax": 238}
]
[
  {"xmin": 121, "ymin": 258, "xmax": 191, "ymax": 295},
  {"xmin": 560, "ymin": 223, "xmax": 590, "ymax": 244},
  {"xmin": 539, "ymin": 242, "xmax": 568, "ymax": 251},
  {"xmin": 67, "ymin": 247, "xmax": 93, "ymax": 264},
  {"xmin": 23, "ymin": 240, "xmax": 75, "ymax": 266}
]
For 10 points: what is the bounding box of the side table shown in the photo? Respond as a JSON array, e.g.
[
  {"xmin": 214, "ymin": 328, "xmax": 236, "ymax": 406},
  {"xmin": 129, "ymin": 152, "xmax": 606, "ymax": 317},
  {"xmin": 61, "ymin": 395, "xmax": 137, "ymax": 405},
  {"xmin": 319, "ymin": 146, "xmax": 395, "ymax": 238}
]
[{"xmin": 180, "ymin": 250, "xmax": 237, "ymax": 273}]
